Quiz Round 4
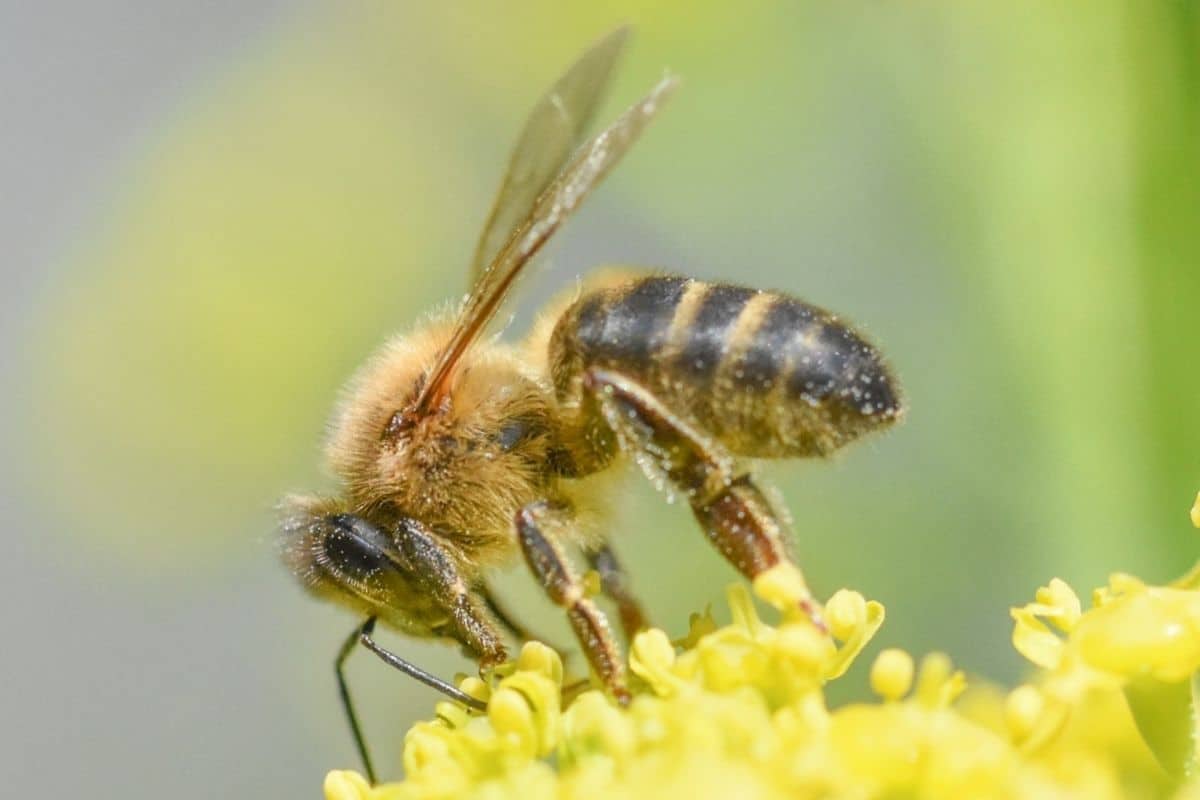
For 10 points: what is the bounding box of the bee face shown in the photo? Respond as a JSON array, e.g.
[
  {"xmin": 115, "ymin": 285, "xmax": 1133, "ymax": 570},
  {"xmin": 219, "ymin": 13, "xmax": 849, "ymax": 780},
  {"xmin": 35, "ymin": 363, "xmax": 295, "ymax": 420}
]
[{"xmin": 279, "ymin": 496, "xmax": 447, "ymax": 637}]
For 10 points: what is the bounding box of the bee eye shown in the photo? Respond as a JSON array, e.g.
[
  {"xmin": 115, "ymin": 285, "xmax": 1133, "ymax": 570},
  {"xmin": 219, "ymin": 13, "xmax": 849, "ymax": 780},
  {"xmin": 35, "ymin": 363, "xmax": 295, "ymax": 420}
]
[
  {"xmin": 496, "ymin": 419, "xmax": 528, "ymax": 451},
  {"xmin": 323, "ymin": 514, "xmax": 405, "ymax": 583}
]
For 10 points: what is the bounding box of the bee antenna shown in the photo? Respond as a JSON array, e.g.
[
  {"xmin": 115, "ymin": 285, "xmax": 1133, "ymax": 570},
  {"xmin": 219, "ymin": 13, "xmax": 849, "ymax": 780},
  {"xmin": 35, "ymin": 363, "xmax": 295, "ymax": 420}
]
[
  {"xmin": 336, "ymin": 618, "xmax": 488, "ymax": 784},
  {"xmin": 335, "ymin": 620, "xmax": 376, "ymax": 784},
  {"xmin": 357, "ymin": 618, "xmax": 487, "ymax": 711}
]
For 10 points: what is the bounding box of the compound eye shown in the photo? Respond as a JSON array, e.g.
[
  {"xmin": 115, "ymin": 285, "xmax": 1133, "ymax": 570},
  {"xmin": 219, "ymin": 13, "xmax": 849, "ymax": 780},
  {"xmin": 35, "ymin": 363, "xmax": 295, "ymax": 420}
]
[{"xmin": 323, "ymin": 514, "xmax": 404, "ymax": 585}]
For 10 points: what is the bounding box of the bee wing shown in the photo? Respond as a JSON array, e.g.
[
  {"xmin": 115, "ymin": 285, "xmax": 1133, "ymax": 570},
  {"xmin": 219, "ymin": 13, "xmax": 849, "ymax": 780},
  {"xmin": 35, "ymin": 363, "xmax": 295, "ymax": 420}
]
[
  {"xmin": 469, "ymin": 25, "xmax": 630, "ymax": 286},
  {"xmin": 413, "ymin": 73, "xmax": 679, "ymax": 416}
]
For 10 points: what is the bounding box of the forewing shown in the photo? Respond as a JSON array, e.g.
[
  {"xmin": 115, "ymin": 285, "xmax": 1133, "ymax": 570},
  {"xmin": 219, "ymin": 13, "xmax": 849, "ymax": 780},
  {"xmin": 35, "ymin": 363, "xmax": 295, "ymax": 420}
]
[
  {"xmin": 470, "ymin": 26, "xmax": 631, "ymax": 285},
  {"xmin": 413, "ymin": 74, "xmax": 680, "ymax": 416}
]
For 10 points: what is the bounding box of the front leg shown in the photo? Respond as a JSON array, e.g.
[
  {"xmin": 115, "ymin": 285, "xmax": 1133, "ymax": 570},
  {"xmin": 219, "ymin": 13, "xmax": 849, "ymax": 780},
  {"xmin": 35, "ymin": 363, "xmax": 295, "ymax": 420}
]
[
  {"xmin": 516, "ymin": 500, "xmax": 630, "ymax": 704},
  {"xmin": 283, "ymin": 504, "xmax": 509, "ymax": 670},
  {"xmin": 389, "ymin": 516, "xmax": 509, "ymax": 670},
  {"xmin": 293, "ymin": 511, "xmax": 500, "ymax": 783},
  {"xmin": 584, "ymin": 368, "xmax": 826, "ymax": 630}
]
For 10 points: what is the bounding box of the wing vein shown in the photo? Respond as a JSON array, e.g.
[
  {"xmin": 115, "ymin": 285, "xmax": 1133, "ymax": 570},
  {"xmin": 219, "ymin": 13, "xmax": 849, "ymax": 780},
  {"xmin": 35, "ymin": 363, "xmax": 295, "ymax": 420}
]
[{"xmin": 414, "ymin": 73, "xmax": 679, "ymax": 416}]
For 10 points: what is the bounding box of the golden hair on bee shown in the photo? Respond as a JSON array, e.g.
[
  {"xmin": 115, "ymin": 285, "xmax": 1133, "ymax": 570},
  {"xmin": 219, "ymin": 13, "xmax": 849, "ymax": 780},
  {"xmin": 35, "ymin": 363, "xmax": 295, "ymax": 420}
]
[
  {"xmin": 324, "ymin": 313, "xmax": 560, "ymax": 570},
  {"xmin": 276, "ymin": 26, "xmax": 903, "ymax": 785}
]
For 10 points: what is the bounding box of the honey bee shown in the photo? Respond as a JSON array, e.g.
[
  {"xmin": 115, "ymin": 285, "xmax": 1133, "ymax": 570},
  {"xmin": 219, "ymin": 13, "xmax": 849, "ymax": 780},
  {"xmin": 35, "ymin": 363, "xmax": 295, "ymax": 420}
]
[{"xmin": 279, "ymin": 26, "xmax": 902, "ymax": 782}]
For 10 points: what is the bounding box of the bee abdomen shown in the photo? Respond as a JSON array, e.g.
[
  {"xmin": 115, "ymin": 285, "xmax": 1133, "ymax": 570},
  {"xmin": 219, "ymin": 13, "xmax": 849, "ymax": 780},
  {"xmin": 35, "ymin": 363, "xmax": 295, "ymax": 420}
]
[{"xmin": 551, "ymin": 275, "xmax": 903, "ymax": 459}]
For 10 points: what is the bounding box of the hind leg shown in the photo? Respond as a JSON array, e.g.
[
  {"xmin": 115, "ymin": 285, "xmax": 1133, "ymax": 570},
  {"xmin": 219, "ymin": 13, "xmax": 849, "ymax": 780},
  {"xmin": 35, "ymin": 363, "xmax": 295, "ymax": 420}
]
[{"xmin": 583, "ymin": 368, "xmax": 825, "ymax": 629}]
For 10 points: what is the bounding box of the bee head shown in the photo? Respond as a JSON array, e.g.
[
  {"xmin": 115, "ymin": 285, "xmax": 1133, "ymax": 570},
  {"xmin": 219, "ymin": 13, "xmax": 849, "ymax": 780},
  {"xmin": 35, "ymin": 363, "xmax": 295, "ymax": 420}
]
[{"xmin": 278, "ymin": 495, "xmax": 450, "ymax": 638}]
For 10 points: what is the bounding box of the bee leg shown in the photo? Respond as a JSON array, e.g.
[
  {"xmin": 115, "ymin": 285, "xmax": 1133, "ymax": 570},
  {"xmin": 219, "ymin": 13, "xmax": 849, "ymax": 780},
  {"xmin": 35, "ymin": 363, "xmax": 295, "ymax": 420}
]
[
  {"xmin": 584, "ymin": 368, "xmax": 826, "ymax": 630},
  {"xmin": 585, "ymin": 543, "xmax": 649, "ymax": 640},
  {"xmin": 388, "ymin": 517, "xmax": 510, "ymax": 674},
  {"xmin": 341, "ymin": 517, "xmax": 502, "ymax": 733},
  {"xmin": 336, "ymin": 620, "xmax": 377, "ymax": 784},
  {"xmin": 516, "ymin": 500, "xmax": 630, "ymax": 704}
]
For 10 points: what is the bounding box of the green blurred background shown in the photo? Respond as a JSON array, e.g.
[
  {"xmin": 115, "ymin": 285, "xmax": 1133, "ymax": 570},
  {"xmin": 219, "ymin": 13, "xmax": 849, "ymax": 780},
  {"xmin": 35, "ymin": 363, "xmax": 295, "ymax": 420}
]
[{"xmin": 3, "ymin": 2, "xmax": 1197, "ymax": 796}]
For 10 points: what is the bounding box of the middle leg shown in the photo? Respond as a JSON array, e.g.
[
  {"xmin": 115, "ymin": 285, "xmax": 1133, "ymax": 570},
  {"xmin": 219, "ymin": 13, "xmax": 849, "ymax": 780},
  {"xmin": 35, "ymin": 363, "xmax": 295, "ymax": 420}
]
[
  {"xmin": 516, "ymin": 500, "xmax": 630, "ymax": 704},
  {"xmin": 584, "ymin": 542, "xmax": 649, "ymax": 641}
]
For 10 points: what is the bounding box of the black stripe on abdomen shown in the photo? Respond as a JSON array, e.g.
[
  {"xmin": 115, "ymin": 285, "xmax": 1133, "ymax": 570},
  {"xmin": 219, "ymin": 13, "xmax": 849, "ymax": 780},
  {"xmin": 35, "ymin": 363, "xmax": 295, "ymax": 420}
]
[
  {"xmin": 675, "ymin": 284, "xmax": 756, "ymax": 379},
  {"xmin": 730, "ymin": 297, "xmax": 817, "ymax": 392},
  {"xmin": 575, "ymin": 276, "xmax": 689, "ymax": 367},
  {"xmin": 783, "ymin": 315, "xmax": 901, "ymax": 419}
]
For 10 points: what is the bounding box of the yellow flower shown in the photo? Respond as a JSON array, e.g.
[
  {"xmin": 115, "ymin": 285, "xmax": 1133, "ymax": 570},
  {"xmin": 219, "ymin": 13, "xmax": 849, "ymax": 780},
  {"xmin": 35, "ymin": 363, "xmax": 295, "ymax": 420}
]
[
  {"xmin": 1011, "ymin": 566, "xmax": 1200, "ymax": 781},
  {"xmin": 319, "ymin": 495, "xmax": 1200, "ymax": 799}
]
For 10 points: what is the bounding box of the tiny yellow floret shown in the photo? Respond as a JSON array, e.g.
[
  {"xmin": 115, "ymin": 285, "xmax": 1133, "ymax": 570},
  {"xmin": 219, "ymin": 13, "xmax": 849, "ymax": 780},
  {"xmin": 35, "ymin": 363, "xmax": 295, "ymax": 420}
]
[
  {"xmin": 324, "ymin": 769, "xmax": 371, "ymax": 800},
  {"xmin": 751, "ymin": 561, "xmax": 817, "ymax": 617},
  {"xmin": 825, "ymin": 588, "xmax": 868, "ymax": 641},
  {"xmin": 870, "ymin": 648, "xmax": 914, "ymax": 701},
  {"xmin": 1004, "ymin": 684, "xmax": 1044, "ymax": 743}
]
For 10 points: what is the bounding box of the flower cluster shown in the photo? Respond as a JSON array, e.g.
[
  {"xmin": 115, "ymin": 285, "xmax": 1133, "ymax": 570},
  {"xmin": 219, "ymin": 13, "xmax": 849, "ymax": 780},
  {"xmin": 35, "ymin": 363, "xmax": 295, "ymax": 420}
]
[{"xmin": 323, "ymin": 499, "xmax": 1200, "ymax": 800}]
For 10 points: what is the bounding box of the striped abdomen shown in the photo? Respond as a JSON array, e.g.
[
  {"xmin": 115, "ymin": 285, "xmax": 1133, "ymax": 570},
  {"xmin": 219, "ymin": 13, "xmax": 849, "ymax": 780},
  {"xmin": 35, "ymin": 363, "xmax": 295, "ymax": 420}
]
[{"xmin": 549, "ymin": 275, "xmax": 903, "ymax": 458}]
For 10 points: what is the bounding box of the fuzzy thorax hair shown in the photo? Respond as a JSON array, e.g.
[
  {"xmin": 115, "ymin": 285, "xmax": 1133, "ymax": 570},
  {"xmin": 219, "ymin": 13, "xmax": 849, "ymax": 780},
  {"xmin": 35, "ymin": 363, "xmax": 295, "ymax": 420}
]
[{"xmin": 323, "ymin": 317, "xmax": 564, "ymax": 572}]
